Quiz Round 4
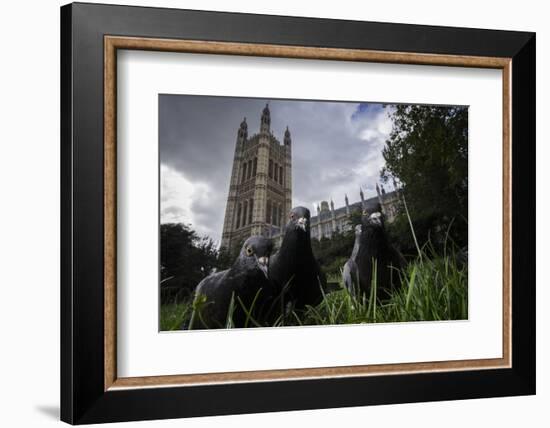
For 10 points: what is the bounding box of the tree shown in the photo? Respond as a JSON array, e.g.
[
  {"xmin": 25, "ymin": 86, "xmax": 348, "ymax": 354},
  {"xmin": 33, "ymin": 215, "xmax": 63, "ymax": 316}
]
[
  {"xmin": 311, "ymin": 227, "xmax": 355, "ymax": 278},
  {"xmin": 347, "ymin": 209, "xmax": 363, "ymax": 228},
  {"xmin": 381, "ymin": 105, "xmax": 468, "ymax": 248},
  {"xmin": 216, "ymin": 238, "xmax": 245, "ymax": 271},
  {"xmin": 160, "ymin": 223, "xmax": 218, "ymax": 303}
]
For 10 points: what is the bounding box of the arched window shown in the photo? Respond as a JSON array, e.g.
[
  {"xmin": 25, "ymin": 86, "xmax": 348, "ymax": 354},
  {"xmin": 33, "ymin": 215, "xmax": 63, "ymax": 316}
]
[
  {"xmin": 274, "ymin": 163, "xmax": 278, "ymax": 181},
  {"xmin": 236, "ymin": 203, "xmax": 242, "ymax": 229},
  {"xmin": 272, "ymin": 204, "xmax": 277, "ymax": 227},
  {"xmin": 248, "ymin": 198, "xmax": 254, "ymax": 224},
  {"xmin": 253, "ymin": 157, "xmax": 257, "ymax": 176},
  {"xmin": 247, "ymin": 160, "xmax": 252, "ymax": 179},
  {"xmin": 266, "ymin": 200, "xmax": 272, "ymax": 223},
  {"xmin": 268, "ymin": 159, "xmax": 273, "ymax": 179},
  {"xmin": 243, "ymin": 201, "xmax": 248, "ymax": 227},
  {"xmin": 279, "ymin": 166, "xmax": 283, "ymax": 185},
  {"xmin": 241, "ymin": 162, "xmax": 247, "ymax": 183}
]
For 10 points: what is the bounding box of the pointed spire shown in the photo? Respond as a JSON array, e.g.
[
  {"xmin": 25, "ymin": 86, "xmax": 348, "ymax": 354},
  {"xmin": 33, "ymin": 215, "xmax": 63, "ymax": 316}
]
[
  {"xmin": 260, "ymin": 103, "xmax": 271, "ymax": 133},
  {"xmin": 238, "ymin": 116, "xmax": 248, "ymax": 140},
  {"xmin": 376, "ymin": 182, "xmax": 381, "ymax": 196},
  {"xmin": 345, "ymin": 193, "xmax": 349, "ymax": 205},
  {"xmin": 284, "ymin": 125, "xmax": 291, "ymax": 146}
]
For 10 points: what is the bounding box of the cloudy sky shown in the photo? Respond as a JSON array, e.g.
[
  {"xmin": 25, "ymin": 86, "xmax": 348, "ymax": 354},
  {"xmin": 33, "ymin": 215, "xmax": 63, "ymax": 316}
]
[{"xmin": 159, "ymin": 95, "xmax": 395, "ymax": 245}]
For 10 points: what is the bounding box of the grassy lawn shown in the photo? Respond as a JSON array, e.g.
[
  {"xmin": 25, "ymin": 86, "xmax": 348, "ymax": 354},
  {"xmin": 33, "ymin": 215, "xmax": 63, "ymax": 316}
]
[{"xmin": 160, "ymin": 247, "xmax": 467, "ymax": 331}]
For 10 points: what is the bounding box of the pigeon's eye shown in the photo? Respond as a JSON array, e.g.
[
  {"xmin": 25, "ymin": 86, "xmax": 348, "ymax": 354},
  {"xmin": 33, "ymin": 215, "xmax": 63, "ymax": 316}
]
[
  {"xmin": 289, "ymin": 213, "xmax": 295, "ymax": 220},
  {"xmin": 245, "ymin": 246, "xmax": 254, "ymax": 256}
]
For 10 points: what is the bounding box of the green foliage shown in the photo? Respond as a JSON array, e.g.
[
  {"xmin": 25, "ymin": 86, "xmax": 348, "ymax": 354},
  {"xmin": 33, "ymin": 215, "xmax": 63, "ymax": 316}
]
[
  {"xmin": 387, "ymin": 245, "xmax": 468, "ymax": 321},
  {"xmin": 216, "ymin": 238, "xmax": 245, "ymax": 271},
  {"xmin": 159, "ymin": 299, "xmax": 194, "ymax": 331},
  {"xmin": 347, "ymin": 209, "xmax": 363, "ymax": 228},
  {"xmin": 381, "ymin": 104, "xmax": 468, "ymax": 247},
  {"xmin": 311, "ymin": 229, "xmax": 355, "ymax": 277},
  {"xmin": 322, "ymin": 256, "xmax": 349, "ymax": 278},
  {"xmin": 161, "ymin": 223, "xmax": 218, "ymax": 279},
  {"xmin": 160, "ymin": 242, "xmax": 468, "ymax": 330},
  {"xmin": 160, "ymin": 223, "xmax": 226, "ymax": 304}
]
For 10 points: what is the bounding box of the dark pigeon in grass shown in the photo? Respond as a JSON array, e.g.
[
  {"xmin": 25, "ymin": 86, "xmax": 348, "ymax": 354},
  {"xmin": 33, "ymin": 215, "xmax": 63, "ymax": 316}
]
[
  {"xmin": 189, "ymin": 236, "xmax": 274, "ymax": 329},
  {"xmin": 343, "ymin": 211, "xmax": 406, "ymax": 301},
  {"xmin": 270, "ymin": 206, "xmax": 326, "ymax": 312}
]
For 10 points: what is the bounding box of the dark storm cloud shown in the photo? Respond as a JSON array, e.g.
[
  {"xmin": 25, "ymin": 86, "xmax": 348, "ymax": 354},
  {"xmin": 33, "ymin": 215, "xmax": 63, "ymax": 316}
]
[{"xmin": 160, "ymin": 95, "xmax": 393, "ymax": 244}]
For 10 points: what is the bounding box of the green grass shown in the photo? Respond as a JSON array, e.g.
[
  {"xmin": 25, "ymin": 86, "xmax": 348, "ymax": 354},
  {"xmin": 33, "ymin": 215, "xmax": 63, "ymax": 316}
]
[
  {"xmin": 160, "ymin": 245, "xmax": 468, "ymax": 330},
  {"xmin": 160, "ymin": 300, "xmax": 194, "ymax": 331}
]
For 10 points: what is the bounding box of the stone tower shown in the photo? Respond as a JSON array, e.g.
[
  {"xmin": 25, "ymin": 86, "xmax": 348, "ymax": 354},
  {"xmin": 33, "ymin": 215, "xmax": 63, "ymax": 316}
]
[{"xmin": 220, "ymin": 104, "xmax": 292, "ymax": 250}]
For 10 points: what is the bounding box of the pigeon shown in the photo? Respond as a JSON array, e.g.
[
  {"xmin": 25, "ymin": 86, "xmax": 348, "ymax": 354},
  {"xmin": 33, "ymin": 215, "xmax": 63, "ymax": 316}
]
[
  {"xmin": 270, "ymin": 206, "xmax": 326, "ymax": 312},
  {"xmin": 343, "ymin": 211, "xmax": 406, "ymax": 301},
  {"xmin": 189, "ymin": 236, "xmax": 274, "ymax": 329}
]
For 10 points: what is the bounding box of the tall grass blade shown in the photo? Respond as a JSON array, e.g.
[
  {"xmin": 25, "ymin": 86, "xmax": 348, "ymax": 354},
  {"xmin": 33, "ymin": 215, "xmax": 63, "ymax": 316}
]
[{"xmin": 405, "ymin": 264, "xmax": 417, "ymax": 311}]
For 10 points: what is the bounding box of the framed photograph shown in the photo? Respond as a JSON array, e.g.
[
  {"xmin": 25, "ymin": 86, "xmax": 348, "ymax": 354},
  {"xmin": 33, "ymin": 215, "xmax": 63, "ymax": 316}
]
[{"xmin": 61, "ymin": 2, "xmax": 535, "ymax": 424}]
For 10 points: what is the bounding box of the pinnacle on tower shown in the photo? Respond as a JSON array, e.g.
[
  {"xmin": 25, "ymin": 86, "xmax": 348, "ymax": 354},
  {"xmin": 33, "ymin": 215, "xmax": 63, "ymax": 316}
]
[
  {"xmin": 238, "ymin": 116, "xmax": 248, "ymax": 140},
  {"xmin": 284, "ymin": 125, "xmax": 292, "ymax": 146},
  {"xmin": 260, "ymin": 103, "xmax": 271, "ymax": 133}
]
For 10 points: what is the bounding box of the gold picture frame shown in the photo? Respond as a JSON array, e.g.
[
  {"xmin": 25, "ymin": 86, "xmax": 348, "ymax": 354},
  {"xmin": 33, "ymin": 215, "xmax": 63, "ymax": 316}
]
[{"xmin": 103, "ymin": 36, "xmax": 512, "ymax": 391}]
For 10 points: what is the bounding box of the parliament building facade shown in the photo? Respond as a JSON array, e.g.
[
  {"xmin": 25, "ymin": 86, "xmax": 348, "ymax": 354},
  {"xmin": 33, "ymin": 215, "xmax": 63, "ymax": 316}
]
[
  {"xmin": 310, "ymin": 184, "xmax": 400, "ymax": 240},
  {"xmin": 220, "ymin": 105, "xmax": 401, "ymax": 250}
]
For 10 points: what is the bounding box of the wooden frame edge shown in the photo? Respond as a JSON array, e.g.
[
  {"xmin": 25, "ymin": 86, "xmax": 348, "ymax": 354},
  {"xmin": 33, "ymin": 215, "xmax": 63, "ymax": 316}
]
[
  {"xmin": 502, "ymin": 61, "xmax": 513, "ymax": 369},
  {"xmin": 105, "ymin": 36, "xmax": 511, "ymax": 68},
  {"xmin": 110, "ymin": 357, "xmax": 508, "ymax": 390},
  {"xmin": 104, "ymin": 37, "xmax": 117, "ymax": 390},
  {"xmin": 103, "ymin": 35, "xmax": 512, "ymax": 391}
]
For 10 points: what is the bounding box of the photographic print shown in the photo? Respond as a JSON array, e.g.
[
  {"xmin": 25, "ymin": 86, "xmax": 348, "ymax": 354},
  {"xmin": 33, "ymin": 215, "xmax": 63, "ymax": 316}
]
[{"xmin": 159, "ymin": 95, "xmax": 468, "ymax": 331}]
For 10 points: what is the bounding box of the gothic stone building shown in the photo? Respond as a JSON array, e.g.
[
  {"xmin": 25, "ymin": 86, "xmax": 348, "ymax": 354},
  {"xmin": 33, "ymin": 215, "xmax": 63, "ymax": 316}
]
[
  {"xmin": 220, "ymin": 104, "xmax": 292, "ymax": 250},
  {"xmin": 220, "ymin": 104, "xmax": 402, "ymax": 249},
  {"xmin": 310, "ymin": 184, "xmax": 401, "ymax": 240}
]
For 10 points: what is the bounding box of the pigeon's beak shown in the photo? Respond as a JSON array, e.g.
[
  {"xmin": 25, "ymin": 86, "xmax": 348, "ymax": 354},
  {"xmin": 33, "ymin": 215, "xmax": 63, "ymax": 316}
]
[
  {"xmin": 257, "ymin": 256, "xmax": 269, "ymax": 278},
  {"xmin": 297, "ymin": 217, "xmax": 308, "ymax": 232}
]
